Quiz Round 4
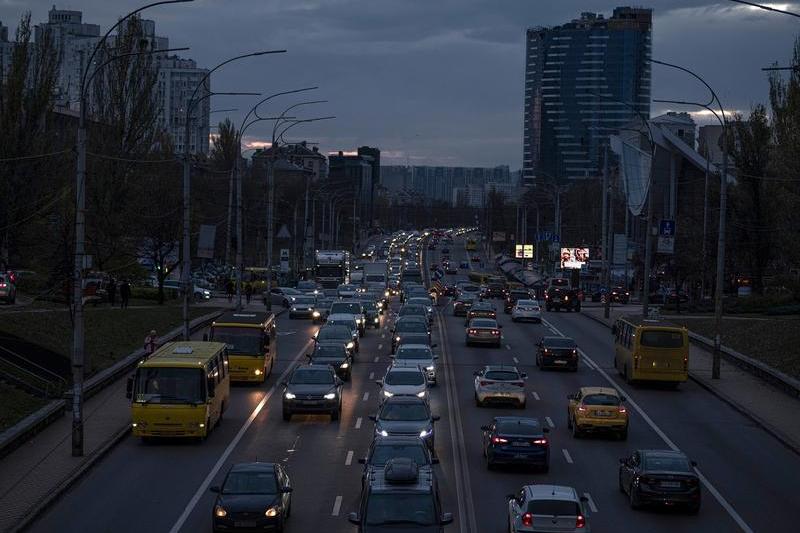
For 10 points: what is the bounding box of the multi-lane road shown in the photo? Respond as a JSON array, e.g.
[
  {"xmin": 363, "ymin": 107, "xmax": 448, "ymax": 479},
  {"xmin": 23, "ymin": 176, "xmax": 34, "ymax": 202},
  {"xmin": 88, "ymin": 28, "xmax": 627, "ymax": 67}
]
[{"xmin": 30, "ymin": 237, "xmax": 799, "ymax": 532}]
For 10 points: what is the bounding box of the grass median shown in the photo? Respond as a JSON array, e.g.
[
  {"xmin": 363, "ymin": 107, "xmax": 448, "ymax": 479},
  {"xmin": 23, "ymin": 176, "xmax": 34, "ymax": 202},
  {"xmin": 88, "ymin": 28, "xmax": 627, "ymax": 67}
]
[
  {"xmin": 666, "ymin": 316, "xmax": 800, "ymax": 380},
  {"xmin": 0, "ymin": 383, "xmax": 48, "ymax": 433}
]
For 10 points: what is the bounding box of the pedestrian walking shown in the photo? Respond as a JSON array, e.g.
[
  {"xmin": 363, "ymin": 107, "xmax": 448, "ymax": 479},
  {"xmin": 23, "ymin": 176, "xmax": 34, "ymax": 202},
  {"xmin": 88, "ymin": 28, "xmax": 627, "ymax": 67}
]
[
  {"xmin": 245, "ymin": 282, "xmax": 253, "ymax": 304},
  {"xmin": 144, "ymin": 329, "xmax": 158, "ymax": 358},
  {"xmin": 120, "ymin": 280, "xmax": 131, "ymax": 309},
  {"xmin": 226, "ymin": 280, "xmax": 234, "ymax": 303},
  {"xmin": 107, "ymin": 278, "xmax": 117, "ymax": 307}
]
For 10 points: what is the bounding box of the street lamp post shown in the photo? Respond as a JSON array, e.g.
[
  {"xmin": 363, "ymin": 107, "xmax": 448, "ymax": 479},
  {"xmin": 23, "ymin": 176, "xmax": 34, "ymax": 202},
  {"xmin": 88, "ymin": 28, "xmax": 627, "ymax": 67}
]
[
  {"xmin": 71, "ymin": 0, "xmax": 193, "ymax": 458},
  {"xmin": 180, "ymin": 50, "xmax": 285, "ymax": 338}
]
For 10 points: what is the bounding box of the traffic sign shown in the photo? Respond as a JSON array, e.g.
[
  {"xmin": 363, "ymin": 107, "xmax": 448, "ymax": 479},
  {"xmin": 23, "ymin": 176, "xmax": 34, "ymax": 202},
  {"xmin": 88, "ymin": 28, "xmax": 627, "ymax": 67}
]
[
  {"xmin": 551, "ymin": 234, "xmax": 560, "ymax": 243},
  {"xmin": 277, "ymin": 224, "xmax": 291, "ymax": 239},
  {"xmin": 659, "ymin": 220, "xmax": 675, "ymax": 237}
]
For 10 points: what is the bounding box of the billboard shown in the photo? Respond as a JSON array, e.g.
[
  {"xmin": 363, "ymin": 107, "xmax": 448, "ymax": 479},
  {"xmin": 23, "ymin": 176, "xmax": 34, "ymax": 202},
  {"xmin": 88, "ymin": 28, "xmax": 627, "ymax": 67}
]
[
  {"xmin": 560, "ymin": 247, "xmax": 589, "ymax": 269},
  {"xmin": 515, "ymin": 244, "xmax": 534, "ymax": 259}
]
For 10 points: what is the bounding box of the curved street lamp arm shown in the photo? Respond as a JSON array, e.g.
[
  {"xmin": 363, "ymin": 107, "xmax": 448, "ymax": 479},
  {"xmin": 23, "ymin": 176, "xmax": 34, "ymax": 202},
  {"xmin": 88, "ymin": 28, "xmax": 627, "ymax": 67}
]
[
  {"xmin": 653, "ymin": 98, "xmax": 723, "ymax": 127},
  {"xmin": 272, "ymin": 101, "xmax": 328, "ymax": 140},
  {"xmin": 648, "ymin": 58, "xmax": 721, "ymax": 113},
  {"xmin": 85, "ymin": 46, "xmax": 189, "ymax": 88},
  {"xmin": 249, "ymin": 87, "xmax": 319, "ymax": 123},
  {"xmin": 275, "ymin": 116, "xmax": 336, "ymax": 144},
  {"xmin": 728, "ymin": 0, "xmax": 800, "ymax": 17}
]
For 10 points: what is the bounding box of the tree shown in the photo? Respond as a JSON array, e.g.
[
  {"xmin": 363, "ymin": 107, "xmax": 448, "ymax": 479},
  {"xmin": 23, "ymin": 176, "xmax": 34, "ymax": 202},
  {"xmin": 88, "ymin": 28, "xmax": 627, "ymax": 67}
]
[{"xmin": 0, "ymin": 12, "xmax": 60, "ymax": 271}]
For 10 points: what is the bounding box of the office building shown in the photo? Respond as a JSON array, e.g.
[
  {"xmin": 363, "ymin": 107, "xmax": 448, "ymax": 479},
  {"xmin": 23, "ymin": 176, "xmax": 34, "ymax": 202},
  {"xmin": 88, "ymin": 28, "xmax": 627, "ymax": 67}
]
[
  {"xmin": 328, "ymin": 148, "xmax": 379, "ymax": 227},
  {"xmin": 522, "ymin": 7, "xmax": 652, "ymax": 185},
  {"xmin": 652, "ymin": 111, "xmax": 696, "ymax": 150}
]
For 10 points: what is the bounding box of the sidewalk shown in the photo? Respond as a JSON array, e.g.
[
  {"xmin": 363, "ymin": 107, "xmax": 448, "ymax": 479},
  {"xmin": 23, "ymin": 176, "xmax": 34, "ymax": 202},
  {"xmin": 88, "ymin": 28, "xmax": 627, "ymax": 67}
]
[{"xmin": 581, "ymin": 305, "xmax": 800, "ymax": 455}]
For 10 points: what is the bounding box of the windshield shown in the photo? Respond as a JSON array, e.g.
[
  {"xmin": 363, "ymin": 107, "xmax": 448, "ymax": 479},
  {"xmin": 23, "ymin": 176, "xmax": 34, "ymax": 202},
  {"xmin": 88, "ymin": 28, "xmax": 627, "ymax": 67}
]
[
  {"xmin": 211, "ymin": 327, "xmax": 263, "ymax": 355},
  {"xmin": 396, "ymin": 348, "xmax": 432, "ymax": 360},
  {"xmin": 583, "ymin": 394, "xmax": 620, "ymax": 406},
  {"xmin": 527, "ymin": 500, "xmax": 580, "ymax": 516},
  {"xmin": 516, "ymin": 300, "xmax": 538, "ymax": 307},
  {"xmin": 640, "ymin": 330, "xmax": 685, "ymax": 348},
  {"xmin": 317, "ymin": 265, "xmax": 343, "ymax": 277},
  {"xmin": 297, "ymin": 281, "xmax": 316, "ymax": 290},
  {"xmin": 371, "ymin": 444, "xmax": 428, "ymax": 466},
  {"xmin": 293, "ymin": 296, "xmax": 316, "ymax": 305},
  {"xmin": 496, "ymin": 420, "xmax": 541, "ymax": 435},
  {"xmin": 484, "ymin": 370, "xmax": 519, "ymax": 381},
  {"xmin": 338, "ymin": 285, "xmax": 357, "ymax": 292},
  {"xmin": 408, "ymin": 299, "xmax": 430, "ymax": 306},
  {"xmin": 470, "ymin": 319, "xmax": 496, "ymax": 328},
  {"xmin": 134, "ymin": 367, "xmax": 204, "ymax": 404},
  {"xmin": 222, "ymin": 471, "xmax": 277, "ymax": 495},
  {"xmin": 364, "ymin": 494, "xmax": 436, "ymax": 526},
  {"xmin": 313, "ymin": 345, "xmax": 346, "ymax": 358},
  {"xmin": 316, "ymin": 327, "xmax": 351, "ymax": 342},
  {"xmin": 380, "ymin": 403, "xmax": 429, "ymax": 421},
  {"xmin": 397, "ymin": 321, "xmax": 428, "ymax": 333},
  {"xmin": 400, "ymin": 306, "xmax": 426, "ymax": 316},
  {"xmin": 544, "ymin": 337, "xmax": 576, "ymax": 348},
  {"xmin": 360, "ymin": 302, "xmax": 377, "ymax": 311},
  {"xmin": 365, "ymin": 274, "xmax": 385, "ymax": 282},
  {"xmin": 385, "ymin": 370, "xmax": 425, "ymax": 386},
  {"xmin": 290, "ymin": 368, "xmax": 334, "ymax": 384},
  {"xmin": 644, "ymin": 455, "xmax": 693, "ymax": 472},
  {"xmin": 331, "ymin": 302, "xmax": 361, "ymax": 314},
  {"xmin": 328, "ymin": 318, "xmax": 356, "ymax": 329}
]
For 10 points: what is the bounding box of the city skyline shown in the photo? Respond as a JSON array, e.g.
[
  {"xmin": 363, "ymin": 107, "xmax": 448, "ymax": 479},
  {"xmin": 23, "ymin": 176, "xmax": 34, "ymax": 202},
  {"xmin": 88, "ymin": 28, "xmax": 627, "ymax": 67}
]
[{"xmin": 0, "ymin": 1, "xmax": 797, "ymax": 167}]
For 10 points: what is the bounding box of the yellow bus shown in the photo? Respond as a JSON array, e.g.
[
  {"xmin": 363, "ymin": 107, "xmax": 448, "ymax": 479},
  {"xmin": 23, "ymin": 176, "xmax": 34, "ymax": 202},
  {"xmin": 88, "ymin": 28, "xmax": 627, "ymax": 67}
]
[
  {"xmin": 466, "ymin": 238, "xmax": 477, "ymax": 251},
  {"xmin": 612, "ymin": 316, "xmax": 689, "ymax": 386},
  {"xmin": 208, "ymin": 312, "xmax": 277, "ymax": 383},
  {"xmin": 127, "ymin": 341, "xmax": 230, "ymax": 439}
]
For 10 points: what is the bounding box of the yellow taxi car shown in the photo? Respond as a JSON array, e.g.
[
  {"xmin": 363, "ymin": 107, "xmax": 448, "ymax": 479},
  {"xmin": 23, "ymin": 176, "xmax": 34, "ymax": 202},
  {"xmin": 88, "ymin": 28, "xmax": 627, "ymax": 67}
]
[{"xmin": 566, "ymin": 386, "xmax": 628, "ymax": 440}]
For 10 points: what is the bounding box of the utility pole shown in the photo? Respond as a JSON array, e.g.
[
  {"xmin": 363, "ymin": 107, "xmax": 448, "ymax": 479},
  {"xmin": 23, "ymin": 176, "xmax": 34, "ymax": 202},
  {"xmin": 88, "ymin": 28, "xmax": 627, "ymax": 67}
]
[
  {"xmin": 303, "ymin": 172, "xmax": 311, "ymax": 271},
  {"xmin": 601, "ymin": 145, "xmax": 610, "ymax": 318},
  {"xmin": 712, "ymin": 145, "xmax": 728, "ymax": 379},
  {"xmin": 235, "ymin": 141, "xmax": 243, "ymax": 311},
  {"xmin": 702, "ymin": 147, "xmax": 710, "ymax": 297},
  {"xmin": 225, "ymin": 168, "xmax": 233, "ymax": 266},
  {"xmin": 265, "ymin": 150, "xmax": 275, "ymax": 312}
]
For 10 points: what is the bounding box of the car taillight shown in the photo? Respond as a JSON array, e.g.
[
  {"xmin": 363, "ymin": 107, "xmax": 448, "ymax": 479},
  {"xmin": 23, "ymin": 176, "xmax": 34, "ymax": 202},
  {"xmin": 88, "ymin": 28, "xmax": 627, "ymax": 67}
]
[
  {"xmin": 492, "ymin": 330, "xmax": 500, "ymax": 336},
  {"xmin": 634, "ymin": 353, "xmax": 640, "ymax": 369},
  {"xmin": 618, "ymin": 406, "xmax": 627, "ymax": 414},
  {"xmin": 577, "ymin": 406, "xmax": 587, "ymax": 413},
  {"xmin": 511, "ymin": 381, "xmax": 525, "ymax": 387},
  {"xmin": 0, "ymin": 283, "xmax": 6, "ymax": 288},
  {"xmin": 491, "ymin": 436, "xmax": 508, "ymax": 444},
  {"xmin": 521, "ymin": 512, "xmax": 533, "ymax": 527},
  {"xmin": 576, "ymin": 514, "xmax": 586, "ymax": 528},
  {"xmin": 686, "ymin": 477, "xmax": 699, "ymax": 487},
  {"xmin": 532, "ymin": 438, "xmax": 548, "ymax": 445},
  {"xmin": 469, "ymin": 329, "xmax": 478, "ymax": 334},
  {"xmin": 683, "ymin": 356, "xmax": 688, "ymax": 371},
  {"xmin": 479, "ymin": 380, "xmax": 491, "ymax": 386}
]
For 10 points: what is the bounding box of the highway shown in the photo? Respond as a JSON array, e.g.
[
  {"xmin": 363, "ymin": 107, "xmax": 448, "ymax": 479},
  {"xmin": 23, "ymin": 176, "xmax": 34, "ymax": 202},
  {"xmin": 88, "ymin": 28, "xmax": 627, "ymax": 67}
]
[{"xmin": 29, "ymin": 235, "xmax": 800, "ymax": 532}]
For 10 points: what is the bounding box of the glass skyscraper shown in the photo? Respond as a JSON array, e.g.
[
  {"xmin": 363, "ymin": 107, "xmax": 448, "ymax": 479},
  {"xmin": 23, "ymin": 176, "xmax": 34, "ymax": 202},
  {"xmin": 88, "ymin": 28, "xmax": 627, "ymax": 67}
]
[{"xmin": 522, "ymin": 7, "xmax": 652, "ymax": 186}]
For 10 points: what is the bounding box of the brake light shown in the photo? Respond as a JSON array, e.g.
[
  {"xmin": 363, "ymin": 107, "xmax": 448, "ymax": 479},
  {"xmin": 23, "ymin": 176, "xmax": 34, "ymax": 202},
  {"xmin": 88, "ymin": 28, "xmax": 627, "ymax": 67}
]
[
  {"xmin": 511, "ymin": 381, "xmax": 525, "ymax": 387},
  {"xmin": 0, "ymin": 283, "xmax": 6, "ymax": 288},
  {"xmin": 576, "ymin": 514, "xmax": 586, "ymax": 528},
  {"xmin": 686, "ymin": 477, "xmax": 699, "ymax": 487},
  {"xmin": 683, "ymin": 356, "xmax": 688, "ymax": 371},
  {"xmin": 491, "ymin": 436, "xmax": 508, "ymax": 444},
  {"xmin": 532, "ymin": 438, "xmax": 548, "ymax": 445},
  {"xmin": 521, "ymin": 512, "xmax": 533, "ymax": 526},
  {"xmin": 543, "ymin": 348, "xmax": 549, "ymax": 354},
  {"xmin": 577, "ymin": 406, "xmax": 587, "ymax": 413},
  {"xmin": 479, "ymin": 380, "xmax": 491, "ymax": 387},
  {"xmin": 618, "ymin": 406, "xmax": 627, "ymax": 414},
  {"xmin": 634, "ymin": 353, "xmax": 640, "ymax": 370}
]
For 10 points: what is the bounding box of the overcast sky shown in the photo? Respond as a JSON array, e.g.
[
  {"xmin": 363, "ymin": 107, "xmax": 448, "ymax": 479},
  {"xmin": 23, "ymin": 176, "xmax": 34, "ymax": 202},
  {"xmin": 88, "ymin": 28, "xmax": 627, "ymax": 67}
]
[{"xmin": 1, "ymin": 0, "xmax": 797, "ymax": 167}]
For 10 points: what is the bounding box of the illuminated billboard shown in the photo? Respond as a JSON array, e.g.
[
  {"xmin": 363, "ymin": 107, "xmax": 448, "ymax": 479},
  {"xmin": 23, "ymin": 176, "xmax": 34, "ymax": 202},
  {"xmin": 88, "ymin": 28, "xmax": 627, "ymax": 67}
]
[
  {"xmin": 560, "ymin": 247, "xmax": 589, "ymax": 269},
  {"xmin": 515, "ymin": 244, "xmax": 534, "ymax": 259}
]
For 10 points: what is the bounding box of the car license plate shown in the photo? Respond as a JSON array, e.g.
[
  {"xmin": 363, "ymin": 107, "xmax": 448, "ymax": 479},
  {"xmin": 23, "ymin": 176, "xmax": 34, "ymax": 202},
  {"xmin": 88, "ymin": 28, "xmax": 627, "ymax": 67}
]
[
  {"xmin": 514, "ymin": 454, "xmax": 528, "ymax": 459},
  {"xmin": 554, "ymin": 360, "xmax": 567, "ymax": 365},
  {"xmin": 235, "ymin": 521, "xmax": 257, "ymax": 527},
  {"xmin": 660, "ymin": 481, "xmax": 681, "ymax": 488},
  {"xmin": 302, "ymin": 400, "xmax": 319, "ymax": 405},
  {"xmin": 513, "ymin": 441, "xmax": 530, "ymax": 447},
  {"xmin": 596, "ymin": 411, "xmax": 612, "ymax": 417},
  {"xmin": 553, "ymin": 297, "xmax": 561, "ymax": 302}
]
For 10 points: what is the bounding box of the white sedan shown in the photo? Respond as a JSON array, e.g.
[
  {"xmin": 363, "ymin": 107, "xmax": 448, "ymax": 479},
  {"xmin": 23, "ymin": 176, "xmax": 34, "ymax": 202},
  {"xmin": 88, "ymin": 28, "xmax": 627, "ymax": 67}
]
[{"xmin": 511, "ymin": 299, "xmax": 542, "ymax": 323}]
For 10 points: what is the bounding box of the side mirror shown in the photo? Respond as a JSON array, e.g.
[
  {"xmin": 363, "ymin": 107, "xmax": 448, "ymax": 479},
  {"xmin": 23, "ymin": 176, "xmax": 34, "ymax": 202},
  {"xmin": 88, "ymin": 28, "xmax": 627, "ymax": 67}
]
[
  {"xmin": 691, "ymin": 460, "xmax": 698, "ymax": 467},
  {"xmin": 432, "ymin": 415, "xmax": 441, "ymax": 422},
  {"xmin": 567, "ymin": 394, "xmax": 576, "ymax": 400},
  {"xmin": 433, "ymin": 355, "xmax": 439, "ymax": 360},
  {"xmin": 506, "ymin": 493, "xmax": 517, "ymax": 502},
  {"xmin": 620, "ymin": 395, "xmax": 627, "ymax": 402},
  {"xmin": 358, "ymin": 458, "xmax": 366, "ymax": 464},
  {"xmin": 368, "ymin": 415, "xmax": 377, "ymax": 421},
  {"xmin": 281, "ymin": 486, "xmax": 293, "ymax": 493},
  {"xmin": 209, "ymin": 485, "xmax": 220, "ymax": 493},
  {"xmin": 348, "ymin": 512, "xmax": 360, "ymax": 525},
  {"xmin": 473, "ymin": 371, "xmax": 480, "ymax": 376},
  {"xmin": 202, "ymin": 333, "xmax": 209, "ymax": 342},
  {"xmin": 375, "ymin": 380, "xmax": 383, "ymax": 387},
  {"xmin": 441, "ymin": 513, "xmax": 454, "ymax": 525},
  {"xmin": 520, "ymin": 373, "xmax": 527, "ymax": 379},
  {"xmin": 126, "ymin": 377, "xmax": 133, "ymax": 399},
  {"xmin": 430, "ymin": 343, "xmax": 438, "ymax": 348},
  {"xmin": 480, "ymin": 425, "xmax": 490, "ymax": 431},
  {"xmin": 305, "ymin": 353, "xmax": 312, "ymax": 359},
  {"xmin": 543, "ymin": 427, "xmax": 550, "ymax": 433},
  {"xmin": 498, "ymin": 324, "xmax": 504, "ymax": 329},
  {"xmin": 580, "ymin": 496, "xmax": 589, "ymax": 503},
  {"xmin": 280, "ymin": 381, "xmax": 287, "ymax": 388}
]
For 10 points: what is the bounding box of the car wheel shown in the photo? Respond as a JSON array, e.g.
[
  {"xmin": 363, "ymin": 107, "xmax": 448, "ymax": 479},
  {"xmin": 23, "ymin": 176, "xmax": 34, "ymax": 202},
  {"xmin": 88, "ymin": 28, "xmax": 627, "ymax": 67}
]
[
  {"xmin": 331, "ymin": 407, "xmax": 340, "ymax": 421},
  {"xmin": 474, "ymin": 393, "xmax": 483, "ymax": 407},
  {"xmin": 618, "ymin": 471, "xmax": 626, "ymax": 493},
  {"xmin": 619, "ymin": 426, "xmax": 628, "ymax": 441},
  {"xmin": 518, "ymin": 400, "xmax": 526, "ymax": 410},
  {"xmin": 282, "ymin": 410, "xmax": 292, "ymax": 422},
  {"xmin": 566, "ymin": 412, "xmax": 572, "ymax": 429},
  {"xmin": 571, "ymin": 419, "xmax": 581, "ymax": 438},
  {"xmin": 629, "ymin": 487, "xmax": 642, "ymax": 510}
]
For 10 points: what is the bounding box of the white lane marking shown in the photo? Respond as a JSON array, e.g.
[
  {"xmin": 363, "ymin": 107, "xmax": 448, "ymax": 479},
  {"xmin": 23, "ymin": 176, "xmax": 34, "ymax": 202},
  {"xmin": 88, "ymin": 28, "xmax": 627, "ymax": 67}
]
[
  {"xmin": 378, "ymin": 344, "xmax": 383, "ymax": 350},
  {"xmin": 373, "ymin": 356, "xmax": 380, "ymax": 363},
  {"xmin": 505, "ymin": 344, "xmax": 511, "ymax": 350},
  {"xmin": 362, "ymin": 391, "xmax": 370, "ymax": 401},
  {"xmin": 541, "ymin": 318, "xmax": 754, "ymax": 533},
  {"xmin": 368, "ymin": 371, "xmax": 375, "ymax": 380},
  {"xmin": 287, "ymin": 435, "xmax": 300, "ymax": 453},
  {"xmin": 532, "ymin": 391, "xmax": 540, "ymax": 401},
  {"xmin": 355, "ymin": 417, "xmax": 362, "ymax": 429},
  {"xmin": 167, "ymin": 339, "xmax": 313, "ymax": 533},
  {"xmin": 545, "ymin": 416, "xmax": 555, "ymax": 429},
  {"xmin": 332, "ymin": 495, "xmax": 342, "ymax": 516},
  {"xmin": 345, "ymin": 450, "xmax": 354, "ymax": 466},
  {"xmin": 562, "ymin": 448, "xmax": 574, "ymax": 464},
  {"xmin": 512, "ymin": 356, "xmax": 519, "ymax": 364},
  {"xmin": 381, "ymin": 333, "xmax": 386, "ymax": 339},
  {"xmin": 578, "ymin": 348, "xmax": 597, "ymax": 370},
  {"xmin": 583, "ymin": 492, "xmax": 598, "ymax": 513}
]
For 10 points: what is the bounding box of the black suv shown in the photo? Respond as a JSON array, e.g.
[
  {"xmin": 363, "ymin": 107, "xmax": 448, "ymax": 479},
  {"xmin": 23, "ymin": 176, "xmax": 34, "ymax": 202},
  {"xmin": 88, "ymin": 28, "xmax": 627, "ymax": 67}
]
[
  {"xmin": 536, "ymin": 336, "xmax": 579, "ymax": 371},
  {"xmin": 359, "ymin": 435, "xmax": 438, "ymax": 485},
  {"xmin": 349, "ymin": 457, "xmax": 453, "ymax": 532},
  {"xmin": 281, "ymin": 364, "xmax": 343, "ymax": 421},
  {"xmin": 504, "ymin": 289, "xmax": 532, "ymax": 313},
  {"xmin": 307, "ymin": 342, "xmax": 353, "ymax": 381}
]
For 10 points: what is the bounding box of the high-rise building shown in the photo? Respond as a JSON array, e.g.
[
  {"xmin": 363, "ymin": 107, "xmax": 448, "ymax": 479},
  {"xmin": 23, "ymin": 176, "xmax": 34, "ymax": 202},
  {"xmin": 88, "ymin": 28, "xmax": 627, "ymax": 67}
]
[
  {"xmin": 0, "ymin": 21, "xmax": 13, "ymax": 81},
  {"xmin": 652, "ymin": 111, "xmax": 696, "ymax": 150},
  {"xmin": 156, "ymin": 54, "xmax": 210, "ymax": 154},
  {"xmin": 328, "ymin": 149, "xmax": 379, "ymax": 227},
  {"xmin": 522, "ymin": 7, "xmax": 652, "ymax": 185}
]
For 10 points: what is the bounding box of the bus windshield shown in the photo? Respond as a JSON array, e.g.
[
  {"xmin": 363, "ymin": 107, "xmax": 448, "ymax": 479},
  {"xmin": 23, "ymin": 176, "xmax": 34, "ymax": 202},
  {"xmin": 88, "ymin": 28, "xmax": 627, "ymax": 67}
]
[
  {"xmin": 212, "ymin": 327, "xmax": 263, "ymax": 355},
  {"xmin": 134, "ymin": 367, "xmax": 205, "ymax": 404}
]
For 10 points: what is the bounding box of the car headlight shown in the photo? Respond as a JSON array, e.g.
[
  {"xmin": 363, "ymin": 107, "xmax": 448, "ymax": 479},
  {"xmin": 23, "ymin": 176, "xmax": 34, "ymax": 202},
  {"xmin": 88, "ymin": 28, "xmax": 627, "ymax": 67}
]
[
  {"xmin": 340, "ymin": 362, "xmax": 349, "ymax": 369},
  {"xmin": 355, "ymin": 318, "xmax": 362, "ymax": 324},
  {"xmin": 313, "ymin": 311, "xmax": 320, "ymax": 317},
  {"xmin": 419, "ymin": 428, "xmax": 433, "ymax": 438},
  {"xmin": 425, "ymin": 365, "xmax": 435, "ymax": 371},
  {"xmin": 383, "ymin": 390, "xmax": 394, "ymax": 398},
  {"xmin": 265, "ymin": 507, "xmax": 279, "ymax": 518},
  {"xmin": 324, "ymin": 392, "xmax": 336, "ymax": 400},
  {"xmin": 284, "ymin": 392, "xmax": 296, "ymax": 399},
  {"xmin": 291, "ymin": 307, "xmax": 297, "ymax": 311},
  {"xmin": 416, "ymin": 391, "xmax": 426, "ymax": 398},
  {"xmin": 374, "ymin": 317, "xmax": 379, "ymax": 323},
  {"xmin": 377, "ymin": 429, "xmax": 389, "ymax": 437},
  {"xmin": 290, "ymin": 297, "xmax": 296, "ymax": 302},
  {"xmin": 395, "ymin": 336, "xmax": 401, "ymax": 342},
  {"xmin": 346, "ymin": 341, "xmax": 355, "ymax": 350},
  {"xmin": 215, "ymin": 505, "xmax": 227, "ymax": 518},
  {"xmin": 384, "ymin": 290, "xmax": 390, "ymax": 297}
]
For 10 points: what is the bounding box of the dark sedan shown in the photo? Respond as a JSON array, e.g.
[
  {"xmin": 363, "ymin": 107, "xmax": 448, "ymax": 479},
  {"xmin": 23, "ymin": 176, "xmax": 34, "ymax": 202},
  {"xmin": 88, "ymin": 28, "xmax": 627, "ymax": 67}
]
[
  {"xmin": 281, "ymin": 365, "xmax": 343, "ymax": 421},
  {"xmin": 504, "ymin": 289, "xmax": 532, "ymax": 313},
  {"xmin": 210, "ymin": 462, "xmax": 293, "ymax": 532},
  {"xmin": 307, "ymin": 342, "xmax": 352, "ymax": 381},
  {"xmin": 452, "ymin": 295, "xmax": 475, "ymax": 317},
  {"xmin": 481, "ymin": 417, "xmax": 550, "ymax": 471},
  {"xmin": 391, "ymin": 318, "xmax": 431, "ymax": 353},
  {"xmin": 536, "ymin": 336, "xmax": 579, "ymax": 371},
  {"xmin": 619, "ymin": 449, "xmax": 701, "ymax": 513},
  {"xmin": 314, "ymin": 324, "xmax": 357, "ymax": 356},
  {"xmin": 371, "ymin": 396, "xmax": 439, "ymax": 452},
  {"xmin": 358, "ymin": 435, "xmax": 438, "ymax": 485}
]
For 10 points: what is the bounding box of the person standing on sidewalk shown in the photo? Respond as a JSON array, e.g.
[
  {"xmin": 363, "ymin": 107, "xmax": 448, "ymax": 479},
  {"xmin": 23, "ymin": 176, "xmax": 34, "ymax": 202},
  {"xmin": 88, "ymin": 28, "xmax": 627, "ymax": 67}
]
[
  {"xmin": 107, "ymin": 278, "xmax": 117, "ymax": 307},
  {"xmin": 120, "ymin": 280, "xmax": 131, "ymax": 309},
  {"xmin": 226, "ymin": 279, "xmax": 234, "ymax": 303},
  {"xmin": 245, "ymin": 282, "xmax": 253, "ymax": 304},
  {"xmin": 144, "ymin": 329, "xmax": 158, "ymax": 358}
]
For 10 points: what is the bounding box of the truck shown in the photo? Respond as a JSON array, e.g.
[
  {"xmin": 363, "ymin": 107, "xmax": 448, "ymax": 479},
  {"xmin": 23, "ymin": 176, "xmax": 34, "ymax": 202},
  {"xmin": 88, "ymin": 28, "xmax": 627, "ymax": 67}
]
[
  {"xmin": 363, "ymin": 260, "xmax": 389, "ymax": 292},
  {"xmin": 315, "ymin": 250, "xmax": 349, "ymax": 289},
  {"xmin": 544, "ymin": 277, "xmax": 581, "ymax": 312}
]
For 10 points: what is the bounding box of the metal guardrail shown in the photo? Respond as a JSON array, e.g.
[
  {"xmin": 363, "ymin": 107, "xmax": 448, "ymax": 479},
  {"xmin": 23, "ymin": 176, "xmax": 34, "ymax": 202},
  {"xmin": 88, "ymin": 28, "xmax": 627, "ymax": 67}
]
[{"xmin": 0, "ymin": 345, "xmax": 67, "ymax": 399}]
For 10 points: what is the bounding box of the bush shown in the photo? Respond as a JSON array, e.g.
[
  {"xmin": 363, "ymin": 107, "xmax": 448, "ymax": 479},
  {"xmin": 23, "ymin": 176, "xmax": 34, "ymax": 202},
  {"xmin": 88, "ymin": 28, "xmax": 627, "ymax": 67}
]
[
  {"xmin": 725, "ymin": 294, "xmax": 796, "ymax": 314},
  {"xmin": 131, "ymin": 286, "xmax": 179, "ymax": 302},
  {"xmin": 765, "ymin": 304, "xmax": 800, "ymax": 316}
]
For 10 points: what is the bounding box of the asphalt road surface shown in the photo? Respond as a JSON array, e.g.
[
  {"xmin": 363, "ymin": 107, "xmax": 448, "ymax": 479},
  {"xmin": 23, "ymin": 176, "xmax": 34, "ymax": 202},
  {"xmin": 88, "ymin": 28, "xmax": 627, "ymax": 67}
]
[{"xmin": 29, "ymin": 236, "xmax": 799, "ymax": 533}]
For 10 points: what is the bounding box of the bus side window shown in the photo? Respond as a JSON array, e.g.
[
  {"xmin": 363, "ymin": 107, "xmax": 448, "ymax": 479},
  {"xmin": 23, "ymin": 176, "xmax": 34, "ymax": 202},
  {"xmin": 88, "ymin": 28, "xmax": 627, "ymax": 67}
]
[
  {"xmin": 210, "ymin": 356, "xmax": 220, "ymax": 384},
  {"xmin": 219, "ymin": 351, "xmax": 227, "ymax": 378}
]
